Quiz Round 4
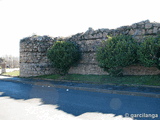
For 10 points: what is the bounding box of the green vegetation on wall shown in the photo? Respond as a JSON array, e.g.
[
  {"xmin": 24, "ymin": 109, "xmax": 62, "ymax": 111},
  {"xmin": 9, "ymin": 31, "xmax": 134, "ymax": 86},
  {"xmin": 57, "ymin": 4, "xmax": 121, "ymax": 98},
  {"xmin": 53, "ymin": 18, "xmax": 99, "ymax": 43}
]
[
  {"xmin": 137, "ymin": 36, "xmax": 160, "ymax": 67},
  {"xmin": 47, "ymin": 41, "xmax": 81, "ymax": 75},
  {"xmin": 138, "ymin": 35, "xmax": 160, "ymax": 68},
  {"xmin": 96, "ymin": 35, "xmax": 137, "ymax": 76},
  {"xmin": 96, "ymin": 34, "xmax": 160, "ymax": 76}
]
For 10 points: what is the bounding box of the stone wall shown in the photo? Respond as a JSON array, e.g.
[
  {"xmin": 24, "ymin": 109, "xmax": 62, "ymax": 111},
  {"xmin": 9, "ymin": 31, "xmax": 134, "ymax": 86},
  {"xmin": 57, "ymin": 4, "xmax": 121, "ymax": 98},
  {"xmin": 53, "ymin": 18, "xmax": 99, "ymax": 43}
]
[
  {"xmin": 20, "ymin": 20, "xmax": 160, "ymax": 77},
  {"xmin": 20, "ymin": 36, "xmax": 56, "ymax": 76}
]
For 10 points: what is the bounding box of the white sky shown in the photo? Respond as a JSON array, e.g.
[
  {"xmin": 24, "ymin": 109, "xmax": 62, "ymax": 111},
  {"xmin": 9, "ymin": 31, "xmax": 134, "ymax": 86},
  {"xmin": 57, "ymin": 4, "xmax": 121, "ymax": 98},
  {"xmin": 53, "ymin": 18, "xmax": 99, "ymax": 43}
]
[{"xmin": 0, "ymin": 0, "xmax": 160, "ymax": 57}]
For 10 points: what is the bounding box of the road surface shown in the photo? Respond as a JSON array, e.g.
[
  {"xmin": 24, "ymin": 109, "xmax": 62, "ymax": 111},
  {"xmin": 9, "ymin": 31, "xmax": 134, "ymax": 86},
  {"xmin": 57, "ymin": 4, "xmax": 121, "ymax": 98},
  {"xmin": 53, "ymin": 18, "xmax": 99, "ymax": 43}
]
[{"xmin": 0, "ymin": 80, "xmax": 159, "ymax": 120}]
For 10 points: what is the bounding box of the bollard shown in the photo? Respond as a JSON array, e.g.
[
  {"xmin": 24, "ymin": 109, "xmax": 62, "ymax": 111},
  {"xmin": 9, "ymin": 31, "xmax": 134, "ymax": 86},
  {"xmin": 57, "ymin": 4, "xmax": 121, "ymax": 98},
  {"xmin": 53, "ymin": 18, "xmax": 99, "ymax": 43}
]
[{"xmin": 1, "ymin": 63, "xmax": 6, "ymax": 74}]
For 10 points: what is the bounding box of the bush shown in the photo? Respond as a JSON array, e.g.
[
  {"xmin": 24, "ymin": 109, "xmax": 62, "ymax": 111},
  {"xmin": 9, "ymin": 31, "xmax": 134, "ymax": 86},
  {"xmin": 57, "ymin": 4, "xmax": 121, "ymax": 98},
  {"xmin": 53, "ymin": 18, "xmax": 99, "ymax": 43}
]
[
  {"xmin": 137, "ymin": 35, "xmax": 160, "ymax": 68},
  {"xmin": 96, "ymin": 35, "xmax": 137, "ymax": 76},
  {"xmin": 47, "ymin": 41, "xmax": 81, "ymax": 75}
]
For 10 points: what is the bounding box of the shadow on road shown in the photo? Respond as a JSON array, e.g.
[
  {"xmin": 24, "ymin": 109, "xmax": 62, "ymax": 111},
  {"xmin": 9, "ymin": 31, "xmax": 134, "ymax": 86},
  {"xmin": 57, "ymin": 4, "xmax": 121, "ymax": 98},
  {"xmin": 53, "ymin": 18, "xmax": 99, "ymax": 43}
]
[{"xmin": 0, "ymin": 78, "xmax": 160, "ymax": 120}]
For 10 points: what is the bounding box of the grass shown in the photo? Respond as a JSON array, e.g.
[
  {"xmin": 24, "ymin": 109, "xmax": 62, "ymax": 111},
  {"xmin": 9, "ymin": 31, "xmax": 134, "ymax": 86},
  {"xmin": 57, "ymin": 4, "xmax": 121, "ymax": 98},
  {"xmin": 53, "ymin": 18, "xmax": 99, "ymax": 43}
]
[
  {"xmin": 2, "ymin": 70, "xmax": 160, "ymax": 86},
  {"xmin": 35, "ymin": 74, "xmax": 160, "ymax": 86},
  {"xmin": 2, "ymin": 70, "xmax": 20, "ymax": 77}
]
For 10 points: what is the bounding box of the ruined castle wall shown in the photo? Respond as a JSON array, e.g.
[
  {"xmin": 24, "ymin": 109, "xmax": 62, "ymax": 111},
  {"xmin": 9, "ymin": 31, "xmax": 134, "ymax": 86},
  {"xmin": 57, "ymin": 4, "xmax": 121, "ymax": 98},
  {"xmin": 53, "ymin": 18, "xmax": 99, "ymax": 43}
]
[
  {"xmin": 20, "ymin": 20, "xmax": 160, "ymax": 77},
  {"xmin": 20, "ymin": 36, "xmax": 56, "ymax": 77}
]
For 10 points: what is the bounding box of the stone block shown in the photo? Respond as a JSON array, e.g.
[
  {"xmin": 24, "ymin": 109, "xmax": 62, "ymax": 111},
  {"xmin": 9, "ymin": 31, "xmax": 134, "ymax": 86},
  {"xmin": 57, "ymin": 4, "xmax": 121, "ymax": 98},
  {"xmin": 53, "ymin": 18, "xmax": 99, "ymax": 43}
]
[
  {"xmin": 20, "ymin": 63, "xmax": 56, "ymax": 77},
  {"xmin": 77, "ymin": 39, "xmax": 103, "ymax": 52},
  {"xmin": 69, "ymin": 64, "xmax": 108, "ymax": 75},
  {"xmin": 153, "ymin": 23, "xmax": 160, "ymax": 27},
  {"xmin": 146, "ymin": 29, "xmax": 153, "ymax": 35},
  {"xmin": 131, "ymin": 24, "xmax": 137, "ymax": 29},
  {"xmin": 153, "ymin": 27, "xmax": 158, "ymax": 34},
  {"xmin": 129, "ymin": 29, "xmax": 134, "ymax": 35},
  {"xmin": 79, "ymin": 52, "xmax": 97, "ymax": 64},
  {"xmin": 145, "ymin": 23, "xmax": 153, "ymax": 29},
  {"xmin": 123, "ymin": 65, "xmax": 160, "ymax": 75}
]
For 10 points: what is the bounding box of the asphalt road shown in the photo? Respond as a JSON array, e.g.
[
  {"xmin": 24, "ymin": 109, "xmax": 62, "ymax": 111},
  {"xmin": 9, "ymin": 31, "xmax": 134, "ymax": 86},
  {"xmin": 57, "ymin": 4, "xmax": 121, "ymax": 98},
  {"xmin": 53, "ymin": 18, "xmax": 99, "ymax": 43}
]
[{"xmin": 0, "ymin": 80, "xmax": 159, "ymax": 120}]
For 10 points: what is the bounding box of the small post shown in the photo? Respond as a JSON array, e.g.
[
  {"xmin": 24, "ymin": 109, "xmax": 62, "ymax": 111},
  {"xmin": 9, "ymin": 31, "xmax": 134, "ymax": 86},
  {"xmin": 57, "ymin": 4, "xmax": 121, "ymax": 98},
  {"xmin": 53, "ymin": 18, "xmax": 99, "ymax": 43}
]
[{"xmin": 1, "ymin": 63, "xmax": 6, "ymax": 74}]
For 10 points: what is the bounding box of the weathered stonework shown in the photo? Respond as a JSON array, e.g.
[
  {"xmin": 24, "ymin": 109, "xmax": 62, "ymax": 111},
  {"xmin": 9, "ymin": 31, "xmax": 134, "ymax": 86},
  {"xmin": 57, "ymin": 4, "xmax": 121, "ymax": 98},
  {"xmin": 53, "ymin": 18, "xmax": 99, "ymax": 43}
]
[
  {"xmin": 20, "ymin": 20, "xmax": 160, "ymax": 77},
  {"xmin": 20, "ymin": 35, "xmax": 56, "ymax": 77}
]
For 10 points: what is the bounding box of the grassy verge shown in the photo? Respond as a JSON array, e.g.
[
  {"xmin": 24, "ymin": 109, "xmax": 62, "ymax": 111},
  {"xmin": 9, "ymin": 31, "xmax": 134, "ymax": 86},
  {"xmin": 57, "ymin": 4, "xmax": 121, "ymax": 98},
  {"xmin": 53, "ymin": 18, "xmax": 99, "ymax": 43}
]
[
  {"xmin": 3, "ymin": 70, "xmax": 159, "ymax": 86},
  {"xmin": 2, "ymin": 70, "xmax": 20, "ymax": 77},
  {"xmin": 35, "ymin": 74, "xmax": 160, "ymax": 86}
]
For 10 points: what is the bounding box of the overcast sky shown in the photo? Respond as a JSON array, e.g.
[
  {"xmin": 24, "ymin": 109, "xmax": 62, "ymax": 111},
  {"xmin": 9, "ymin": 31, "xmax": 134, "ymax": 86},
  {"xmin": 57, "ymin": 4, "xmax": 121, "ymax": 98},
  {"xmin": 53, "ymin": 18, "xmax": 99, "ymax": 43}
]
[{"xmin": 0, "ymin": 0, "xmax": 160, "ymax": 57}]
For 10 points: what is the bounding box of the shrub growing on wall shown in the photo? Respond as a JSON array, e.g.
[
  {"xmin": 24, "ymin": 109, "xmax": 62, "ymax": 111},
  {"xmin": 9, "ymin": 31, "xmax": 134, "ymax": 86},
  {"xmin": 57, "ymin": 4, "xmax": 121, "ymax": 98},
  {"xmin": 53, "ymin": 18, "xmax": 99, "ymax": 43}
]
[
  {"xmin": 96, "ymin": 35, "xmax": 137, "ymax": 76},
  {"xmin": 138, "ymin": 35, "xmax": 160, "ymax": 68},
  {"xmin": 47, "ymin": 41, "xmax": 81, "ymax": 75}
]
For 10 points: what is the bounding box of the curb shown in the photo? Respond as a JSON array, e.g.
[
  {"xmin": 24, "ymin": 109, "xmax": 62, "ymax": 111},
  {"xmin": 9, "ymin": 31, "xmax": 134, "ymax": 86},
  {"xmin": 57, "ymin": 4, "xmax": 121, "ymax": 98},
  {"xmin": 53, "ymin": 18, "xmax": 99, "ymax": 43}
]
[{"xmin": 0, "ymin": 77, "xmax": 160, "ymax": 98}]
